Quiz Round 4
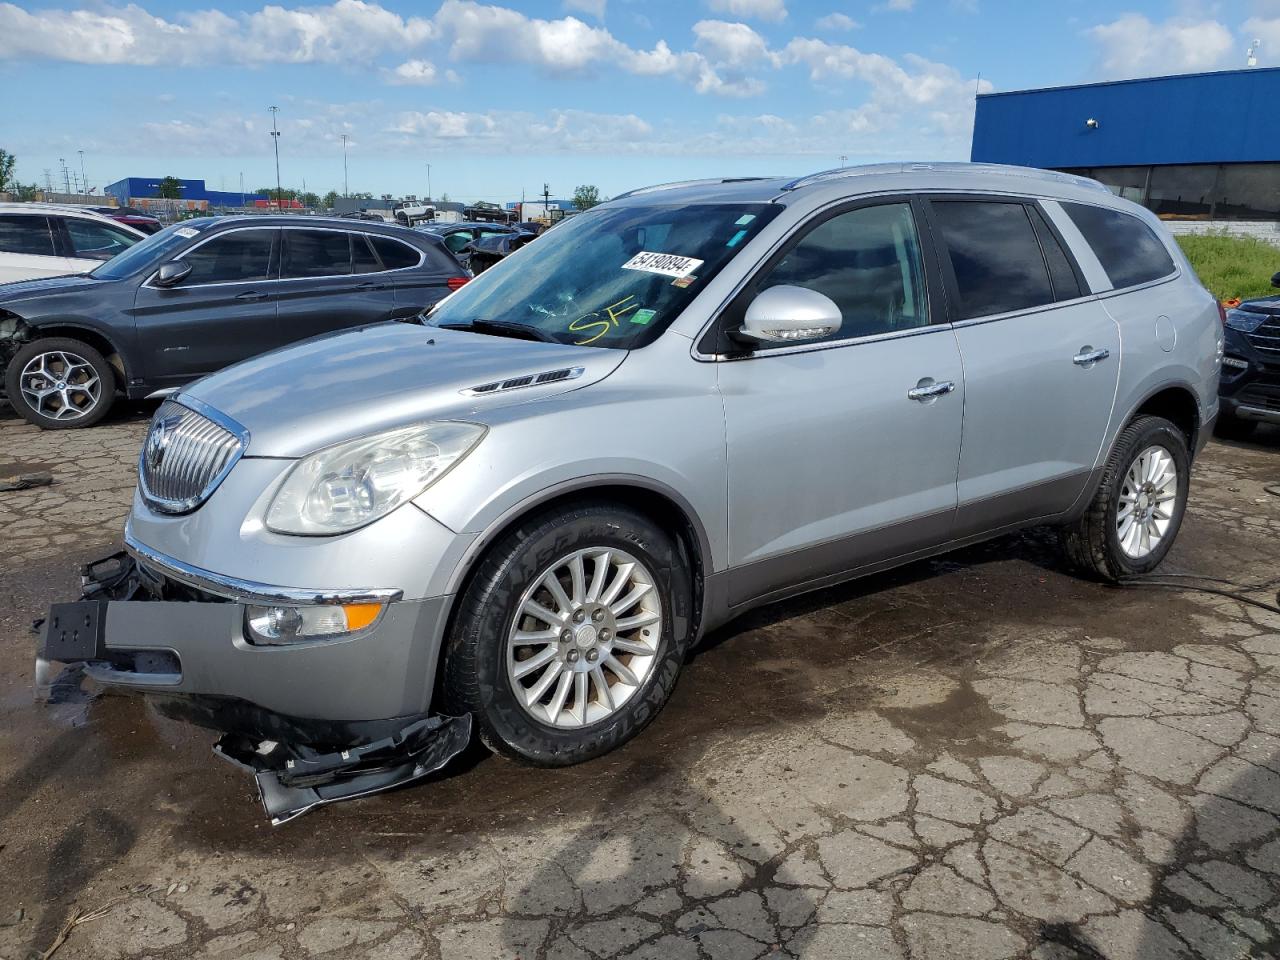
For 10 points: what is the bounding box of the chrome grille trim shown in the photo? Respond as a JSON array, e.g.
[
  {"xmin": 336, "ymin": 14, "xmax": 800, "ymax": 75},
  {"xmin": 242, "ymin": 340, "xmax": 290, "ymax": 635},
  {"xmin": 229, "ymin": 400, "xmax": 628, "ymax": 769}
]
[{"xmin": 138, "ymin": 397, "xmax": 248, "ymax": 515}]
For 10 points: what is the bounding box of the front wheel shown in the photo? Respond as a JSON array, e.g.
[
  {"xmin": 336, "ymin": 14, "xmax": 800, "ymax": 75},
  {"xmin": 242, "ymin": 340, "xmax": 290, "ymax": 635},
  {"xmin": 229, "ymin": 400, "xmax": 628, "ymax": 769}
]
[
  {"xmin": 1062, "ymin": 415, "xmax": 1191, "ymax": 580},
  {"xmin": 442, "ymin": 502, "xmax": 693, "ymax": 765},
  {"xmin": 4, "ymin": 337, "xmax": 116, "ymax": 429}
]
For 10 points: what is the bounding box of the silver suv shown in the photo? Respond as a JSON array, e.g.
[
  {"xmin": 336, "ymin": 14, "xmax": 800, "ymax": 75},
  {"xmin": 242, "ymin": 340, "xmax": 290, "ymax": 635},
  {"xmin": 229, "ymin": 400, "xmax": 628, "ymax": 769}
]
[{"xmin": 40, "ymin": 163, "xmax": 1223, "ymax": 821}]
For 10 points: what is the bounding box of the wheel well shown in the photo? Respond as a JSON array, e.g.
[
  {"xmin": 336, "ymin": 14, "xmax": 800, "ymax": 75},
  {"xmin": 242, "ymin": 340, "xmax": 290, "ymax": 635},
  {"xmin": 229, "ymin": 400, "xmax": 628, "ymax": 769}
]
[
  {"xmin": 1130, "ymin": 386, "xmax": 1199, "ymax": 449},
  {"xmin": 434, "ymin": 483, "xmax": 708, "ymax": 702},
  {"xmin": 19, "ymin": 324, "xmax": 128, "ymax": 385}
]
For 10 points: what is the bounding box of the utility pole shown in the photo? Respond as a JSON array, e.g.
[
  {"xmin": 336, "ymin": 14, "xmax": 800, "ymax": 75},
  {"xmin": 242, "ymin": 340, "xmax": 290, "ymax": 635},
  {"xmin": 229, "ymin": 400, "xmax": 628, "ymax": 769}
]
[
  {"xmin": 341, "ymin": 134, "xmax": 349, "ymax": 196},
  {"xmin": 43, "ymin": 169, "xmax": 53, "ymax": 193},
  {"xmin": 239, "ymin": 172, "xmax": 245, "ymax": 209},
  {"xmin": 78, "ymin": 150, "xmax": 88, "ymax": 194},
  {"xmin": 839, "ymin": 155, "xmax": 847, "ymax": 168},
  {"xmin": 426, "ymin": 162, "xmax": 431, "ymax": 201},
  {"xmin": 269, "ymin": 105, "xmax": 282, "ymax": 211},
  {"xmin": 59, "ymin": 158, "xmax": 70, "ymax": 194},
  {"xmin": 542, "ymin": 182, "xmax": 551, "ymax": 207}
]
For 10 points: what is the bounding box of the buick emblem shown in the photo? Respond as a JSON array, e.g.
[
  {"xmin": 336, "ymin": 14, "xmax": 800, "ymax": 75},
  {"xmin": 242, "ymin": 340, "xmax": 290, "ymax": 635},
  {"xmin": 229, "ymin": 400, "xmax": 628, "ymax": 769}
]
[{"xmin": 146, "ymin": 418, "xmax": 173, "ymax": 470}]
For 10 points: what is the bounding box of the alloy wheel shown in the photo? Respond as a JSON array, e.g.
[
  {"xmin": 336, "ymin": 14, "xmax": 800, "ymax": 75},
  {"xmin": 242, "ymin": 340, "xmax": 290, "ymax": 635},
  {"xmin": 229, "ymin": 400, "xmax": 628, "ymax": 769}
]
[
  {"xmin": 1116, "ymin": 444, "xmax": 1178, "ymax": 559},
  {"xmin": 18, "ymin": 350, "xmax": 102, "ymax": 422},
  {"xmin": 507, "ymin": 547, "xmax": 662, "ymax": 728}
]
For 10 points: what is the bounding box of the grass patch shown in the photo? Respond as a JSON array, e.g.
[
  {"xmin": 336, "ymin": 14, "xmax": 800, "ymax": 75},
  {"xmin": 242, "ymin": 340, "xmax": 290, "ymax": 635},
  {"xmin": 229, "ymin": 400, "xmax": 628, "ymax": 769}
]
[{"xmin": 1176, "ymin": 232, "xmax": 1280, "ymax": 302}]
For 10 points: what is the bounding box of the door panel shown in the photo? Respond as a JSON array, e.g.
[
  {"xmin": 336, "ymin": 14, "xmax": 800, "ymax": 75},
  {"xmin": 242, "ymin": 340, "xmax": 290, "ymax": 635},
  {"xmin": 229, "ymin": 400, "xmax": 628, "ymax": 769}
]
[
  {"xmin": 274, "ymin": 229, "xmax": 396, "ymax": 342},
  {"xmin": 718, "ymin": 199, "xmax": 964, "ymax": 607},
  {"xmin": 131, "ymin": 228, "xmax": 280, "ymax": 385}
]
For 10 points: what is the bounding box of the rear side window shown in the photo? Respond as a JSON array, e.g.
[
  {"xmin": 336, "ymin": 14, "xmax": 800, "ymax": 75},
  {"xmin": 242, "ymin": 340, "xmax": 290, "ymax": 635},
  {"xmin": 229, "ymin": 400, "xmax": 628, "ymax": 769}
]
[
  {"xmin": 369, "ymin": 235, "xmax": 421, "ymax": 270},
  {"xmin": 1028, "ymin": 205, "xmax": 1082, "ymax": 301},
  {"xmin": 931, "ymin": 201, "xmax": 1054, "ymax": 320},
  {"xmin": 183, "ymin": 229, "xmax": 273, "ymax": 284},
  {"xmin": 283, "ymin": 230, "xmax": 352, "ymax": 278},
  {"xmin": 0, "ymin": 215, "xmax": 56, "ymax": 256},
  {"xmin": 1061, "ymin": 202, "xmax": 1175, "ymax": 289},
  {"xmin": 351, "ymin": 234, "xmax": 381, "ymax": 274}
]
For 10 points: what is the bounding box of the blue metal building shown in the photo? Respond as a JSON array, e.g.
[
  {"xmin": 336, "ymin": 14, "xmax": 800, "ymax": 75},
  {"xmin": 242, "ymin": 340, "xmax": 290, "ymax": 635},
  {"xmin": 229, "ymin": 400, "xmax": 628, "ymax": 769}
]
[
  {"xmin": 104, "ymin": 177, "xmax": 265, "ymax": 207},
  {"xmin": 971, "ymin": 67, "xmax": 1280, "ymax": 220}
]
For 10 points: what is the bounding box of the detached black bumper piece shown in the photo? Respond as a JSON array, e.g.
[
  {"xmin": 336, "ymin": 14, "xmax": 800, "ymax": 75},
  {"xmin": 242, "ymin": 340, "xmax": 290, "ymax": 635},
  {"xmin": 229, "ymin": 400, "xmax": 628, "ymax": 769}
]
[{"xmin": 215, "ymin": 713, "xmax": 473, "ymax": 826}]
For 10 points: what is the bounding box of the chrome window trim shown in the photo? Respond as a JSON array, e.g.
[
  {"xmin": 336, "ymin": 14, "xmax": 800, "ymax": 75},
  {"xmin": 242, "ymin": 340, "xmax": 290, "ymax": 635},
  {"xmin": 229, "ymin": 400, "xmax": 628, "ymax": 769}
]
[
  {"xmin": 136, "ymin": 396, "xmax": 250, "ymax": 515},
  {"xmin": 124, "ymin": 530, "xmax": 404, "ymax": 606},
  {"xmin": 698, "ymin": 320, "xmax": 954, "ymax": 362},
  {"xmin": 140, "ymin": 224, "xmax": 428, "ymax": 290}
]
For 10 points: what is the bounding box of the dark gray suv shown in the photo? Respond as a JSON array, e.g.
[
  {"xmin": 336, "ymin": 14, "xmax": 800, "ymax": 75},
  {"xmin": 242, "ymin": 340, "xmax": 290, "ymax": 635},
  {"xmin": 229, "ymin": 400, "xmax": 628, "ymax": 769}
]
[{"xmin": 0, "ymin": 216, "xmax": 469, "ymax": 429}]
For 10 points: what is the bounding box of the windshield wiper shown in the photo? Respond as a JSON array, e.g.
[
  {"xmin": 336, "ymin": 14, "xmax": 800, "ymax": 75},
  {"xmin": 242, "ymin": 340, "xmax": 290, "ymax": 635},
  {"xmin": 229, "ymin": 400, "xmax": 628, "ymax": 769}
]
[{"xmin": 440, "ymin": 319, "xmax": 561, "ymax": 344}]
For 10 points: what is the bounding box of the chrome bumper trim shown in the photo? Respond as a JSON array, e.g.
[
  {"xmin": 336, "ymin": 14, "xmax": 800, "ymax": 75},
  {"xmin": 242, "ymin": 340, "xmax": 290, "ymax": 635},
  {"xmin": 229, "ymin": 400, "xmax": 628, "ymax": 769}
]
[
  {"xmin": 1235, "ymin": 404, "xmax": 1280, "ymax": 424},
  {"xmin": 123, "ymin": 531, "xmax": 404, "ymax": 606}
]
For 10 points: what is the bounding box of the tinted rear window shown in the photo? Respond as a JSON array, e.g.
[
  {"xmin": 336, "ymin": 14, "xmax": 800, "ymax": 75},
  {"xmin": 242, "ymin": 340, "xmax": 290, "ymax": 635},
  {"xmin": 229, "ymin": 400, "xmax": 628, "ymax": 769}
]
[
  {"xmin": 931, "ymin": 200, "xmax": 1054, "ymax": 320},
  {"xmin": 1062, "ymin": 202, "xmax": 1176, "ymax": 290},
  {"xmin": 0, "ymin": 215, "xmax": 55, "ymax": 256},
  {"xmin": 370, "ymin": 235, "xmax": 422, "ymax": 271},
  {"xmin": 283, "ymin": 230, "xmax": 351, "ymax": 278}
]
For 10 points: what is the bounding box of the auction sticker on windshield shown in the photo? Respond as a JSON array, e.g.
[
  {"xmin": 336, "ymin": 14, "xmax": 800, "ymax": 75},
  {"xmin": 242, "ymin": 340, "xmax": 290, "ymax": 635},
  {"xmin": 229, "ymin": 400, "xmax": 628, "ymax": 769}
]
[{"xmin": 622, "ymin": 251, "xmax": 704, "ymax": 279}]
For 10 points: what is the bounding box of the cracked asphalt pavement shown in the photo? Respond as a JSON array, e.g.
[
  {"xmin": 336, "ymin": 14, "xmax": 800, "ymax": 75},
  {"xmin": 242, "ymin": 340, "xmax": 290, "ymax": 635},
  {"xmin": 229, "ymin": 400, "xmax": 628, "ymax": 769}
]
[{"xmin": 2, "ymin": 402, "xmax": 1279, "ymax": 960}]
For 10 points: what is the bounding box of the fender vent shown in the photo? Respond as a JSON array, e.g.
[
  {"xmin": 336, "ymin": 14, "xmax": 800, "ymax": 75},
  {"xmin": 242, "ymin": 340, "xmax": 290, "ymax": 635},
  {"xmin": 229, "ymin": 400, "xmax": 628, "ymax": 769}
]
[{"xmin": 463, "ymin": 366, "xmax": 585, "ymax": 396}]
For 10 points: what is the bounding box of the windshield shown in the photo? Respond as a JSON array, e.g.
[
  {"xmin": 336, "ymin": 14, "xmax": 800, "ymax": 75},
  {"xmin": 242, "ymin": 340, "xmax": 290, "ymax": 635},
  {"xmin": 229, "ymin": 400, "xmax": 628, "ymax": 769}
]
[
  {"xmin": 90, "ymin": 220, "xmax": 214, "ymax": 279},
  {"xmin": 427, "ymin": 202, "xmax": 781, "ymax": 348}
]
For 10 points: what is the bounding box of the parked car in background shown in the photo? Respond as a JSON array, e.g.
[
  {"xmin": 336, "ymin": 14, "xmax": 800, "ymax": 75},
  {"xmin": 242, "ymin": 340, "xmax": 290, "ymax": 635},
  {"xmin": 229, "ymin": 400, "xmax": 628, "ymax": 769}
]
[
  {"xmin": 392, "ymin": 200, "xmax": 434, "ymax": 227},
  {"xmin": 37, "ymin": 164, "xmax": 1221, "ymax": 822},
  {"xmin": 1218, "ymin": 270, "xmax": 1280, "ymax": 437},
  {"xmin": 1, "ymin": 216, "xmax": 468, "ymax": 428},
  {"xmin": 466, "ymin": 226, "xmax": 540, "ymax": 274},
  {"xmin": 415, "ymin": 221, "xmax": 518, "ymax": 268},
  {"xmin": 0, "ymin": 203, "xmax": 145, "ymax": 283},
  {"xmin": 89, "ymin": 205, "xmax": 164, "ymax": 235}
]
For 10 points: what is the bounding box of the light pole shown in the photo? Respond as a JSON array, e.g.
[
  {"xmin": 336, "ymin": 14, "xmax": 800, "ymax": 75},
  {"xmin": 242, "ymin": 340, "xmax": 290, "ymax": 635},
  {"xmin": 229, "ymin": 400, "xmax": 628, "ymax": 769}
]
[
  {"xmin": 78, "ymin": 150, "xmax": 87, "ymax": 194},
  {"xmin": 269, "ymin": 105, "xmax": 282, "ymax": 211},
  {"xmin": 341, "ymin": 134, "xmax": 349, "ymax": 197},
  {"xmin": 426, "ymin": 162, "xmax": 431, "ymax": 201}
]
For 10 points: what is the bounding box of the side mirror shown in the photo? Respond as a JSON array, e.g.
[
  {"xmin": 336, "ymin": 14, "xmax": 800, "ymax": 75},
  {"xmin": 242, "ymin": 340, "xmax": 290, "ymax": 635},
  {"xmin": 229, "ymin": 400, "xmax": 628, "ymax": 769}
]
[
  {"xmin": 154, "ymin": 260, "xmax": 192, "ymax": 287},
  {"xmin": 735, "ymin": 285, "xmax": 843, "ymax": 345},
  {"xmin": 1271, "ymin": 271, "xmax": 1280, "ymax": 289}
]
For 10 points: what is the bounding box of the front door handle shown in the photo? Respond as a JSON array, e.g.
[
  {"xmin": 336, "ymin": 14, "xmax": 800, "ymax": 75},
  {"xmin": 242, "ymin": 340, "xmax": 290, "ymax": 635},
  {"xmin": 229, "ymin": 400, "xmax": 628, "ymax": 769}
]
[
  {"xmin": 1073, "ymin": 347, "xmax": 1111, "ymax": 366},
  {"xmin": 907, "ymin": 379, "xmax": 956, "ymax": 402},
  {"xmin": 235, "ymin": 291, "xmax": 267, "ymax": 302},
  {"xmin": 357, "ymin": 282, "xmax": 387, "ymax": 291}
]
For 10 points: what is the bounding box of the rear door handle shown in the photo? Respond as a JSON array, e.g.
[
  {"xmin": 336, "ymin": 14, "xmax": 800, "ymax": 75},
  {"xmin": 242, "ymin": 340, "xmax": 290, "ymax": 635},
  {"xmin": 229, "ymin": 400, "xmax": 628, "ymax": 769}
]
[
  {"xmin": 1073, "ymin": 347, "xmax": 1111, "ymax": 366},
  {"xmin": 235, "ymin": 291, "xmax": 267, "ymax": 302},
  {"xmin": 907, "ymin": 379, "xmax": 956, "ymax": 402}
]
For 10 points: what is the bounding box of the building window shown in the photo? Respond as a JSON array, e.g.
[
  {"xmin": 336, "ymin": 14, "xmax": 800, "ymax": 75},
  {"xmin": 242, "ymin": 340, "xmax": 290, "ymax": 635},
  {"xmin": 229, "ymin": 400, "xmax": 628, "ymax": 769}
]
[{"xmin": 1058, "ymin": 163, "xmax": 1280, "ymax": 221}]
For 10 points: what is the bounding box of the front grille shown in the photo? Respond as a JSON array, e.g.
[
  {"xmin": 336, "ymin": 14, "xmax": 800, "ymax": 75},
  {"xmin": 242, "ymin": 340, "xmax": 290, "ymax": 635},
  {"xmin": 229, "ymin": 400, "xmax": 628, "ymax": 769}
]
[
  {"xmin": 1246, "ymin": 316, "xmax": 1280, "ymax": 359},
  {"xmin": 138, "ymin": 400, "xmax": 246, "ymax": 515}
]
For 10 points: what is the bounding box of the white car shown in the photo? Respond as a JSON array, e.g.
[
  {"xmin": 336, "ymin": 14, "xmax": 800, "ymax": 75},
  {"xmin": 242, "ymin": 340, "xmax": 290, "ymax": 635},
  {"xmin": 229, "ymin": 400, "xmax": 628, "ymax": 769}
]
[{"xmin": 0, "ymin": 203, "xmax": 146, "ymax": 284}]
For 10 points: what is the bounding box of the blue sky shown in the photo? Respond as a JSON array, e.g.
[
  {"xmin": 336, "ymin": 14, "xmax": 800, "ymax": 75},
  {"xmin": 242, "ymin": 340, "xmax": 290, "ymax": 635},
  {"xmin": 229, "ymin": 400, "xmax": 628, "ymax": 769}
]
[{"xmin": 2, "ymin": 0, "xmax": 1277, "ymax": 202}]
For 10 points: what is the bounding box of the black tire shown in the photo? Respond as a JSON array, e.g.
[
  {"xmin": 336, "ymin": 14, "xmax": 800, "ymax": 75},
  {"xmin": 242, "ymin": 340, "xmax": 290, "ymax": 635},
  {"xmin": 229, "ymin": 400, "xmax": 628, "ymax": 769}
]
[
  {"xmin": 442, "ymin": 501, "xmax": 694, "ymax": 766},
  {"xmin": 4, "ymin": 337, "xmax": 116, "ymax": 430},
  {"xmin": 1063, "ymin": 415, "xmax": 1191, "ymax": 581},
  {"xmin": 1213, "ymin": 414, "xmax": 1256, "ymax": 441}
]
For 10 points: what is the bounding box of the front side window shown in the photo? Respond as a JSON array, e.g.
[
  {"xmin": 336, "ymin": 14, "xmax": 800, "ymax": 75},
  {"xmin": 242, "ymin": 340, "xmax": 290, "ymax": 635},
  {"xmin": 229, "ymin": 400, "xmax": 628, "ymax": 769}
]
[
  {"xmin": 91, "ymin": 220, "xmax": 217, "ymax": 280},
  {"xmin": 183, "ymin": 229, "xmax": 274, "ymax": 284},
  {"xmin": 429, "ymin": 202, "xmax": 782, "ymax": 348},
  {"xmin": 64, "ymin": 218, "xmax": 139, "ymax": 261},
  {"xmin": 1062, "ymin": 202, "xmax": 1176, "ymax": 290},
  {"xmin": 0, "ymin": 215, "xmax": 56, "ymax": 256},
  {"xmin": 932, "ymin": 200, "xmax": 1055, "ymax": 320},
  {"xmin": 757, "ymin": 202, "xmax": 928, "ymax": 343},
  {"xmin": 283, "ymin": 230, "xmax": 352, "ymax": 278}
]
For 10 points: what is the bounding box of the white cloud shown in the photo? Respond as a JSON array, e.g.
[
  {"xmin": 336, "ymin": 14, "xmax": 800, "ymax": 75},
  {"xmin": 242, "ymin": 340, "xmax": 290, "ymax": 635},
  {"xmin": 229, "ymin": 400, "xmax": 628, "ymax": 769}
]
[
  {"xmin": 391, "ymin": 108, "xmax": 653, "ymax": 152},
  {"xmin": 0, "ymin": 0, "xmax": 435, "ymax": 65},
  {"xmin": 877, "ymin": 0, "xmax": 915, "ymax": 10},
  {"xmin": 1087, "ymin": 14, "xmax": 1234, "ymax": 77},
  {"xmin": 693, "ymin": 20, "xmax": 781, "ymax": 68},
  {"xmin": 815, "ymin": 12, "xmax": 859, "ymax": 31},
  {"xmin": 563, "ymin": 0, "xmax": 606, "ymax": 19},
  {"xmin": 705, "ymin": 0, "xmax": 787, "ymax": 23},
  {"xmin": 385, "ymin": 58, "xmax": 438, "ymax": 85}
]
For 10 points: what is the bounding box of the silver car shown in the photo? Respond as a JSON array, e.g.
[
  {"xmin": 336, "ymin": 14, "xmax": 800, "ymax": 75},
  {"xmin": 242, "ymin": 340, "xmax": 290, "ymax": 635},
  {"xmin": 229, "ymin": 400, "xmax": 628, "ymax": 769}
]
[{"xmin": 40, "ymin": 163, "xmax": 1223, "ymax": 821}]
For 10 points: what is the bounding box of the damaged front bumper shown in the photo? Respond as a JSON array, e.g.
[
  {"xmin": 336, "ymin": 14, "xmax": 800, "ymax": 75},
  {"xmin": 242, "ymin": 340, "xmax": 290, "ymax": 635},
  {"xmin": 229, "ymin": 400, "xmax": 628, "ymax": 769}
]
[{"xmin": 36, "ymin": 551, "xmax": 471, "ymax": 824}]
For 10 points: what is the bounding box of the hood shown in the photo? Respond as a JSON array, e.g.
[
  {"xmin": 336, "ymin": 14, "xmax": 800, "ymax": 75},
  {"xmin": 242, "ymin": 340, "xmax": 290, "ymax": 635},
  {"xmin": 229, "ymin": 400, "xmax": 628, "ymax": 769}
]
[
  {"xmin": 0, "ymin": 273, "xmax": 109, "ymax": 304},
  {"xmin": 183, "ymin": 321, "xmax": 626, "ymax": 457},
  {"xmin": 1238, "ymin": 294, "xmax": 1280, "ymax": 317}
]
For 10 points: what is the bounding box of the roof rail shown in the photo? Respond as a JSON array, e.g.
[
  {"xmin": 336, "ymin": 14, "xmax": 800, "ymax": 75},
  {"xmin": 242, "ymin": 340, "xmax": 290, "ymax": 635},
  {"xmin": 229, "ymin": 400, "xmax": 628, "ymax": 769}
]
[
  {"xmin": 781, "ymin": 162, "xmax": 1111, "ymax": 194},
  {"xmin": 611, "ymin": 176, "xmax": 773, "ymax": 201}
]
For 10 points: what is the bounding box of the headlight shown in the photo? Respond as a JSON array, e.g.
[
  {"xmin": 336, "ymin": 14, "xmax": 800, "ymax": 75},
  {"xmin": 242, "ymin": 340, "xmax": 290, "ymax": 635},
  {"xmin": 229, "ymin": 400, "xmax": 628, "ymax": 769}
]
[
  {"xmin": 1225, "ymin": 309, "xmax": 1267, "ymax": 333},
  {"xmin": 266, "ymin": 421, "xmax": 486, "ymax": 535}
]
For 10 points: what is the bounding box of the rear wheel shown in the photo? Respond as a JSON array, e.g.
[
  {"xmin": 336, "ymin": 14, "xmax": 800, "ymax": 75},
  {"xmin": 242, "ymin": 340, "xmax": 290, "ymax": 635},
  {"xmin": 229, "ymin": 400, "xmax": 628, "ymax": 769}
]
[
  {"xmin": 443, "ymin": 502, "xmax": 693, "ymax": 765},
  {"xmin": 4, "ymin": 337, "xmax": 116, "ymax": 429},
  {"xmin": 1063, "ymin": 415, "xmax": 1191, "ymax": 580}
]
